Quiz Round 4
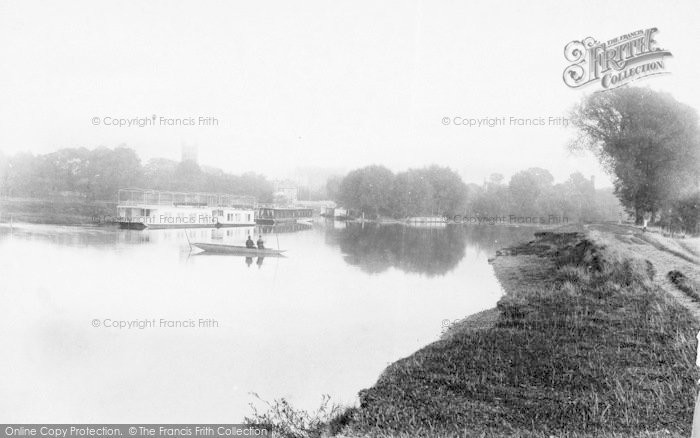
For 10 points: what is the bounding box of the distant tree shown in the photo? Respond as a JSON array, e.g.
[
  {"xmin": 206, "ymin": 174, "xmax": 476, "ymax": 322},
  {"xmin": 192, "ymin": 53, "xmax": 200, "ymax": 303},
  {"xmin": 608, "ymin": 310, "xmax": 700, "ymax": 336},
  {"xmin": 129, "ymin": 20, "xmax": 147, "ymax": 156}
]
[
  {"xmin": 424, "ymin": 165, "xmax": 468, "ymax": 216},
  {"xmin": 235, "ymin": 172, "xmax": 274, "ymax": 203},
  {"xmin": 570, "ymin": 87, "xmax": 700, "ymax": 224},
  {"xmin": 1, "ymin": 146, "xmax": 278, "ymax": 204},
  {"xmin": 335, "ymin": 165, "xmax": 467, "ymax": 219},
  {"xmin": 325, "ymin": 175, "xmax": 343, "ymax": 201},
  {"xmin": 172, "ymin": 160, "xmax": 204, "ymax": 192},
  {"xmin": 83, "ymin": 147, "xmax": 143, "ymax": 199},
  {"xmin": 390, "ymin": 169, "xmax": 434, "ymax": 218},
  {"xmin": 471, "ymin": 173, "xmax": 511, "ymax": 217},
  {"xmin": 144, "ymin": 158, "xmax": 178, "ymax": 190},
  {"xmin": 595, "ymin": 187, "xmax": 627, "ymax": 222},
  {"xmin": 6, "ymin": 153, "xmax": 40, "ymax": 197},
  {"xmin": 39, "ymin": 148, "xmax": 90, "ymax": 194},
  {"xmin": 508, "ymin": 168, "xmax": 554, "ymax": 216},
  {"xmin": 0, "ymin": 151, "xmax": 7, "ymax": 196},
  {"xmin": 487, "ymin": 173, "xmax": 504, "ymax": 186},
  {"xmin": 664, "ymin": 192, "xmax": 700, "ymax": 234},
  {"xmin": 562, "ymin": 173, "xmax": 597, "ymax": 221},
  {"xmin": 337, "ymin": 165, "xmax": 395, "ymax": 218}
]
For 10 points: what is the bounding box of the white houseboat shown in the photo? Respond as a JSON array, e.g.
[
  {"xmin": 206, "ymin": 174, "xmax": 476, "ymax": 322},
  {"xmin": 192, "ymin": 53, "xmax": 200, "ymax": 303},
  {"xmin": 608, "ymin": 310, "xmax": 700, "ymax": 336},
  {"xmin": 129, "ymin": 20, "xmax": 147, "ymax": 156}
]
[
  {"xmin": 405, "ymin": 216, "xmax": 448, "ymax": 228},
  {"xmin": 116, "ymin": 188, "xmax": 256, "ymax": 229}
]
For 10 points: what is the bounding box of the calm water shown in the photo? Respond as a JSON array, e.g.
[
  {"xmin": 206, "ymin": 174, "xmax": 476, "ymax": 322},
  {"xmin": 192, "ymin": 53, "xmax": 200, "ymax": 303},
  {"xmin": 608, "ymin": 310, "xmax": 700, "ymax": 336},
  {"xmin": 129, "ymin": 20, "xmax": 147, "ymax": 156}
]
[{"xmin": 0, "ymin": 220, "xmax": 534, "ymax": 422}]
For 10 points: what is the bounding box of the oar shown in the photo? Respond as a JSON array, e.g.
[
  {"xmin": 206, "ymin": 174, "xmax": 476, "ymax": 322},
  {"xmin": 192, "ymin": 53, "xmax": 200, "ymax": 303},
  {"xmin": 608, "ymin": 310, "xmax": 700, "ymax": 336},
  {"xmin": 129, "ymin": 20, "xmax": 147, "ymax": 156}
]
[{"xmin": 185, "ymin": 229, "xmax": 192, "ymax": 251}]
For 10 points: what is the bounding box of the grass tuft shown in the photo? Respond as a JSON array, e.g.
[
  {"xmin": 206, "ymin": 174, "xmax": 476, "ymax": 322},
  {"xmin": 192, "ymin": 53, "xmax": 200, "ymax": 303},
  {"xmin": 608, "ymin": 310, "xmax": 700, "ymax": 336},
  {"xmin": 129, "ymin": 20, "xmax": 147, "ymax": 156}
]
[
  {"xmin": 668, "ymin": 270, "xmax": 700, "ymax": 302},
  {"xmin": 245, "ymin": 393, "xmax": 353, "ymax": 438}
]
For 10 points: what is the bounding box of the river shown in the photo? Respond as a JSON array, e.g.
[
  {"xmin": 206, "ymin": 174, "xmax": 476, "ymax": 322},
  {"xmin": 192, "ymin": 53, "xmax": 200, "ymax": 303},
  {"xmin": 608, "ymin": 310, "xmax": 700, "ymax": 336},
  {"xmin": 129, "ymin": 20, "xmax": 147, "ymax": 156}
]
[{"xmin": 0, "ymin": 220, "xmax": 535, "ymax": 422}]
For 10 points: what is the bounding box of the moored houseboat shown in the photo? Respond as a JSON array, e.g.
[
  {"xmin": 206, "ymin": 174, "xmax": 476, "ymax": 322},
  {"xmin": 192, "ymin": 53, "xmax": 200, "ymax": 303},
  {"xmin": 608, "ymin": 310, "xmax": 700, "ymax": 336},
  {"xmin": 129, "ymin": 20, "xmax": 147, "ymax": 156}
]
[
  {"xmin": 255, "ymin": 206, "xmax": 314, "ymax": 225},
  {"xmin": 405, "ymin": 216, "xmax": 448, "ymax": 227},
  {"xmin": 116, "ymin": 188, "xmax": 256, "ymax": 229},
  {"xmin": 333, "ymin": 207, "xmax": 349, "ymax": 220},
  {"xmin": 320, "ymin": 206, "xmax": 335, "ymax": 218}
]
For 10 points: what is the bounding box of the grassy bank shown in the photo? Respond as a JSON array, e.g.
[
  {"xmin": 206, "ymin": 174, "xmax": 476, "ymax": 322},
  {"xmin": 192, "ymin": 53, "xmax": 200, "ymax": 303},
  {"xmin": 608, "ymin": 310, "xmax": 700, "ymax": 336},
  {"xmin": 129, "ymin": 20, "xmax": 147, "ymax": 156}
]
[
  {"xmin": 340, "ymin": 230, "xmax": 699, "ymax": 437},
  {"xmin": 0, "ymin": 196, "xmax": 115, "ymax": 225}
]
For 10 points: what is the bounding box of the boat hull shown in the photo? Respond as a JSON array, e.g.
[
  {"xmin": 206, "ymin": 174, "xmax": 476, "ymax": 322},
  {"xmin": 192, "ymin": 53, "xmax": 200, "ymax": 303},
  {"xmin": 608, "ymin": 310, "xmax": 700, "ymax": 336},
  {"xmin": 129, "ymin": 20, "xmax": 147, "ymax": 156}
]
[
  {"xmin": 118, "ymin": 222, "xmax": 254, "ymax": 230},
  {"xmin": 192, "ymin": 243, "xmax": 286, "ymax": 256}
]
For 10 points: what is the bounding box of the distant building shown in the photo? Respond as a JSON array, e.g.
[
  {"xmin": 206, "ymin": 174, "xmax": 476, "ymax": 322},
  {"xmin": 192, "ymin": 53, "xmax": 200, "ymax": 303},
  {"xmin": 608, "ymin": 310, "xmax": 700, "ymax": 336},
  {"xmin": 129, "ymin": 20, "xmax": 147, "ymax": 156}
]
[{"xmin": 181, "ymin": 144, "xmax": 198, "ymax": 164}]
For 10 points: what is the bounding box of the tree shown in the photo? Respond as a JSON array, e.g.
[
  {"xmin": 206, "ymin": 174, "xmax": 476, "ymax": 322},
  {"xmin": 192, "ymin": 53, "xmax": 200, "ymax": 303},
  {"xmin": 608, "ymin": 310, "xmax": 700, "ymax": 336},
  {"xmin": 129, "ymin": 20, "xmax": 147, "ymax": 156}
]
[
  {"xmin": 508, "ymin": 168, "xmax": 554, "ymax": 216},
  {"xmin": 665, "ymin": 192, "xmax": 700, "ymax": 234},
  {"xmin": 144, "ymin": 158, "xmax": 178, "ymax": 190},
  {"xmin": 337, "ymin": 165, "xmax": 395, "ymax": 218},
  {"xmin": 6, "ymin": 152, "xmax": 40, "ymax": 197},
  {"xmin": 570, "ymin": 87, "xmax": 700, "ymax": 224},
  {"xmin": 172, "ymin": 160, "xmax": 204, "ymax": 192},
  {"xmin": 471, "ymin": 174, "xmax": 511, "ymax": 217},
  {"xmin": 84, "ymin": 147, "xmax": 143, "ymax": 199},
  {"xmin": 1, "ymin": 146, "xmax": 276, "ymax": 203},
  {"xmin": 0, "ymin": 151, "xmax": 7, "ymax": 196},
  {"xmin": 234, "ymin": 172, "xmax": 274, "ymax": 203},
  {"xmin": 423, "ymin": 165, "xmax": 468, "ymax": 216},
  {"xmin": 390, "ymin": 169, "xmax": 434, "ymax": 218},
  {"xmin": 335, "ymin": 165, "xmax": 467, "ymax": 219},
  {"xmin": 325, "ymin": 176, "xmax": 343, "ymax": 202},
  {"xmin": 562, "ymin": 173, "xmax": 597, "ymax": 221}
]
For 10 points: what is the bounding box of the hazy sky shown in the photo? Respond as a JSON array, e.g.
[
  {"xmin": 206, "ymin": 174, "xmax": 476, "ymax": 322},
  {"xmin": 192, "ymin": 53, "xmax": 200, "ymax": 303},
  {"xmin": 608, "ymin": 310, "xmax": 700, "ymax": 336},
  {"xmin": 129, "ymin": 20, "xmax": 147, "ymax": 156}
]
[{"xmin": 1, "ymin": 0, "xmax": 698, "ymax": 186}]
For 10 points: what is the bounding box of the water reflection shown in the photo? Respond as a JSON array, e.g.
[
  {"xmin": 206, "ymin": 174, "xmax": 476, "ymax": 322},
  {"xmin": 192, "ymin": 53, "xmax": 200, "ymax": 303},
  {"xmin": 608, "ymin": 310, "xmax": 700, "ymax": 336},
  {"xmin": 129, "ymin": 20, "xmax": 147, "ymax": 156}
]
[
  {"xmin": 242, "ymin": 256, "xmax": 266, "ymax": 268},
  {"xmin": 0, "ymin": 220, "xmax": 537, "ymax": 422},
  {"xmin": 325, "ymin": 223, "xmax": 466, "ymax": 276},
  {"xmin": 325, "ymin": 223, "xmax": 535, "ymax": 277},
  {"xmin": 0, "ymin": 222, "xmax": 312, "ymax": 247}
]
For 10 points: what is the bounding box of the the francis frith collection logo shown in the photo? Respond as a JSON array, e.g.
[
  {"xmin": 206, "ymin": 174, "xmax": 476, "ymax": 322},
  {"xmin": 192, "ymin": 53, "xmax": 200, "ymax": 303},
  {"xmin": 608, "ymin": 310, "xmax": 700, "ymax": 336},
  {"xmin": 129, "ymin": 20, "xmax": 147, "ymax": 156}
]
[{"xmin": 563, "ymin": 28, "xmax": 672, "ymax": 90}]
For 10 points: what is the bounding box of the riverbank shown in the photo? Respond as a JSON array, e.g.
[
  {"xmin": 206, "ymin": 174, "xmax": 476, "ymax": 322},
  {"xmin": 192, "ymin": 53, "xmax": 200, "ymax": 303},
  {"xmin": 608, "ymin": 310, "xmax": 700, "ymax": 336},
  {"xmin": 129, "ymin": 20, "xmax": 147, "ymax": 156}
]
[
  {"xmin": 338, "ymin": 225, "xmax": 700, "ymax": 437},
  {"xmin": 0, "ymin": 197, "xmax": 115, "ymax": 225}
]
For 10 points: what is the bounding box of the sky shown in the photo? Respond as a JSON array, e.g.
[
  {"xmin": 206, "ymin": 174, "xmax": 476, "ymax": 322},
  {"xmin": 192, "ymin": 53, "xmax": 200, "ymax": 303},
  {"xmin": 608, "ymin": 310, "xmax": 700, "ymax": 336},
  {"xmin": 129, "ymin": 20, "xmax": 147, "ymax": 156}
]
[{"xmin": 1, "ymin": 0, "xmax": 699, "ymax": 187}]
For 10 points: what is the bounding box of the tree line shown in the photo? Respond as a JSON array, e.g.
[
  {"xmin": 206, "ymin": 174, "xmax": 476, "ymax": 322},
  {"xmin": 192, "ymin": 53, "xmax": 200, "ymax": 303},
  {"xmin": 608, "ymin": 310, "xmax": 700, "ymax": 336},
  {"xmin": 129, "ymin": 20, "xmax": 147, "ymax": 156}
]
[
  {"xmin": 331, "ymin": 88, "xmax": 700, "ymax": 233},
  {"xmin": 329, "ymin": 164, "xmax": 624, "ymax": 223},
  {"xmin": 570, "ymin": 87, "xmax": 700, "ymax": 232},
  {"xmin": 0, "ymin": 147, "xmax": 274, "ymax": 202}
]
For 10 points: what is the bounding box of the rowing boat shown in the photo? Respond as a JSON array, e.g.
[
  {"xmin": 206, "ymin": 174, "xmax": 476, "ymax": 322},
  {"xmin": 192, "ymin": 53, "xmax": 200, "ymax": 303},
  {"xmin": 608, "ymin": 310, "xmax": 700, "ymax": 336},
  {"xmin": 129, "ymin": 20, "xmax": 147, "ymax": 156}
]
[{"xmin": 191, "ymin": 242, "xmax": 286, "ymax": 256}]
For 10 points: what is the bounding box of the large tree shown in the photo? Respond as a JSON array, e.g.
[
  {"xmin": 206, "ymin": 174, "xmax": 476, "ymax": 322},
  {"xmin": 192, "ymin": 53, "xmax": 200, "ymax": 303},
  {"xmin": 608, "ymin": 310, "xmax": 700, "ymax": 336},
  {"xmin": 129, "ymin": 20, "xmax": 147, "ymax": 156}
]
[
  {"xmin": 570, "ymin": 87, "xmax": 700, "ymax": 224},
  {"xmin": 562, "ymin": 172, "xmax": 597, "ymax": 222},
  {"xmin": 390, "ymin": 169, "xmax": 434, "ymax": 218},
  {"xmin": 335, "ymin": 165, "xmax": 467, "ymax": 219},
  {"xmin": 423, "ymin": 165, "xmax": 468, "ymax": 216},
  {"xmin": 85, "ymin": 146, "xmax": 143, "ymax": 199},
  {"xmin": 471, "ymin": 173, "xmax": 511, "ymax": 217},
  {"xmin": 508, "ymin": 168, "xmax": 554, "ymax": 217},
  {"xmin": 337, "ymin": 165, "xmax": 395, "ymax": 218}
]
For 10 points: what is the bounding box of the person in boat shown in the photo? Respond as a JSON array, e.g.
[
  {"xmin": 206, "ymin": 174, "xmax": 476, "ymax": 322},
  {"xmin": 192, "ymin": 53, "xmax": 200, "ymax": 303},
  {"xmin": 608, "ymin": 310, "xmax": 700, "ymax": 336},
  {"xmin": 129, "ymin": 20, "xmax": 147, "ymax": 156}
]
[
  {"xmin": 256, "ymin": 235, "xmax": 265, "ymax": 250},
  {"xmin": 245, "ymin": 235, "xmax": 256, "ymax": 249}
]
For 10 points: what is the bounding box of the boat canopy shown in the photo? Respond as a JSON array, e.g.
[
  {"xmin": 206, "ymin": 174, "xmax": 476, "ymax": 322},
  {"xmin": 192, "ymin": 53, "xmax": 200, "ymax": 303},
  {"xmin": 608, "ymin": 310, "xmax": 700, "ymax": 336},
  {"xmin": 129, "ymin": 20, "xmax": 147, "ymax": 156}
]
[{"xmin": 117, "ymin": 188, "xmax": 256, "ymax": 208}]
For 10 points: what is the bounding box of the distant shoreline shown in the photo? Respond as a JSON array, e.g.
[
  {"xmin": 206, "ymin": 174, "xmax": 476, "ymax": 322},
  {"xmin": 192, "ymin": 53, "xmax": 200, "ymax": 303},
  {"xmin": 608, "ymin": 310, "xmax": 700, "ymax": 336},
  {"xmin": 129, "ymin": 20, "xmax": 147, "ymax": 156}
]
[
  {"xmin": 2, "ymin": 196, "xmax": 604, "ymax": 230},
  {"xmin": 0, "ymin": 196, "xmax": 115, "ymax": 226}
]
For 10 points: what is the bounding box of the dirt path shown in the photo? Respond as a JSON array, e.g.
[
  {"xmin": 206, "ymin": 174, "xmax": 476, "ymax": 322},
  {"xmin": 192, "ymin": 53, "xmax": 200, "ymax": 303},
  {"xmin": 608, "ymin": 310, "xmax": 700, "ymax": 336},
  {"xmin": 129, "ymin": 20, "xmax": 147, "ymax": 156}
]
[{"xmin": 587, "ymin": 223, "xmax": 700, "ymax": 321}]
